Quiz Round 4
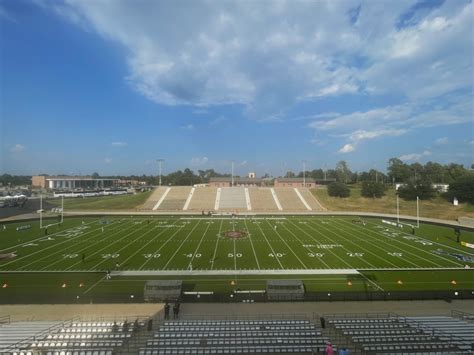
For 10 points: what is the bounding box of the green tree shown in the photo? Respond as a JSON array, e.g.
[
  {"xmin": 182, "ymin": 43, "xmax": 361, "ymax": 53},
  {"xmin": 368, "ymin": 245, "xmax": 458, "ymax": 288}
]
[
  {"xmin": 327, "ymin": 182, "xmax": 350, "ymax": 197},
  {"xmin": 387, "ymin": 158, "xmax": 411, "ymax": 183},
  {"xmin": 446, "ymin": 175, "xmax": 474, "ymax": 204},
  {"xmin": 335, "ymin": 161, "xmax": 352, "ymax": 183},
  {"xmin": 398, "ymin": 180, "xmax": 435, "ymax": 200},
  {"xmin": 361, "ymin": 181, "xmax": 385, "ymax": 198}
]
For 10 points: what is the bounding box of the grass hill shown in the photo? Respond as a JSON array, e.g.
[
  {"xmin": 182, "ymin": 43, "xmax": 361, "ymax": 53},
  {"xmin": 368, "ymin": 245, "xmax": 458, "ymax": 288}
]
[{"xmin": 311, "ymin": 185, "xmax": 474, "ymax": 221}]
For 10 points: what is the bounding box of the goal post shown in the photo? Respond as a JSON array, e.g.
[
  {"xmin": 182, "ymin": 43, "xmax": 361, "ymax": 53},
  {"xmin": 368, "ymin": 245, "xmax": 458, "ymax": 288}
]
[{"xmin": 39, "ymin": 194, "xmax": 64, "ymax": 229}]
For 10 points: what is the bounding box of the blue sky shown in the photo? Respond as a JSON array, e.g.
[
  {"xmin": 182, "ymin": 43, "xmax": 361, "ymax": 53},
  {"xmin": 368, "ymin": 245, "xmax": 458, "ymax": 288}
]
[{"xmin": 1, "ymin": 0, "xmax": 472, "ymax": 177}]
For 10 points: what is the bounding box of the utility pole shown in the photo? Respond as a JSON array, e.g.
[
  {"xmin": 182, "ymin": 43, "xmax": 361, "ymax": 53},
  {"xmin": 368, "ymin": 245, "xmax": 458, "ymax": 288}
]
[{"xmin": 157, "ymin": 159, "xmax": 164, "ymax": 186}]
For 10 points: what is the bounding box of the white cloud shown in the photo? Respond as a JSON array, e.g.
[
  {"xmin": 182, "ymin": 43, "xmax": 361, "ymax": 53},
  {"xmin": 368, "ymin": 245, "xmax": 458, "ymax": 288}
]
[
  {"xmin": 339, "ymin": 144, "xmax": 355, "ymax": 154},
  {"xmin": 435, "ymin": 137, "xmax": 449, "ymax": 145},
  {"xmin": 46, "ymin": 0, "xmax": 471, "ymax": 123},
  {"xmin": 209, "ymin": 116, "xmax": 228, "ymax": 126},
  {"xmin": 181, "ymin": 124, "xmax": 194, "ymax": 130},
  {"xmin": 399, "ymin": 150, "xmax": 431, "ymax": 162},
  {"xmin": 347, "ymin": 129, "xmax": 407, "ymax": 142},
  {"xmin": 111, "ymin": 141, "xmax": 127, "ymax": 147},
  {"xmin": 190, "ymin": 156, "xmax": 208, "ymax": 166},
  {"xmin": 104, "ymin": 157, "xmax": 112, "ymax": 164},
  {"xmin": 10, "ymin": 144, "xmax": 26, "ymax": 153}
]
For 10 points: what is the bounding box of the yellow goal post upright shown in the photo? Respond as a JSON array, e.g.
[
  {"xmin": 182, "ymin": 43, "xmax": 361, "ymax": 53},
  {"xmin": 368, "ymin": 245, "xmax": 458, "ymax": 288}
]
[{"xmin": 38, "ymin": 194, "xmax": 64, "ymax": 229}]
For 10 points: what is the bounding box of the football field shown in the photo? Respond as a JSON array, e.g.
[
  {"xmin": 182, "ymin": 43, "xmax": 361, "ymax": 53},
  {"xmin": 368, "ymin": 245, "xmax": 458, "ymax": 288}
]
[{"xmin": 1, "ymin": 215, "xmax": 473, "ymax": 301}]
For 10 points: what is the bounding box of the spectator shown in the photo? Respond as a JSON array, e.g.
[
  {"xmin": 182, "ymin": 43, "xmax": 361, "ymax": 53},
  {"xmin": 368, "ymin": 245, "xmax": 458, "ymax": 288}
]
[
  {"xmin": 325, "ymin": 342, "xmax": 334, "ymax": 355},
  {"xmin": 164, "ymin": 302, "xmax": 170, "ymax": 320},
  {"xmin": 173, "ymin": 303, "xmax": 179, "ymax": 319}
]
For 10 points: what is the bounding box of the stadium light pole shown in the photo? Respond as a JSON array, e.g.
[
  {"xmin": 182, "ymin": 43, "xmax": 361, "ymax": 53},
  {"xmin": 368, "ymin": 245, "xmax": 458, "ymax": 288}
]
[
  {"xmin": 396, "ymin": 193, "xmax": 400, "ymax": 225},
  {"xmin": 157, "ymin": 159, "xmax": 164, "ymax": 186},
  {"xmin": 231, "ymin": 160, "xmax": 234, "ymax": 187},
  {"xmin": 323, "ymin": 163, "xmax": 327, "ymax": 181},
  {"xmin": 302, "ymin": 160, "xmax": 307, "ymax": 187},
  {"xmin": 416, "ymin": 196, "xmax": 420, "ymax": 228}
]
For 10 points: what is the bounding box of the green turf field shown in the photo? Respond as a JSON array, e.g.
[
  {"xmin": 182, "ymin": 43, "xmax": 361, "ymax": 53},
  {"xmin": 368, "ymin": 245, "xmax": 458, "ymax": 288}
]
[{"xmin": 0, "ymin": 215, "xmax": 473, "ymax": 302}]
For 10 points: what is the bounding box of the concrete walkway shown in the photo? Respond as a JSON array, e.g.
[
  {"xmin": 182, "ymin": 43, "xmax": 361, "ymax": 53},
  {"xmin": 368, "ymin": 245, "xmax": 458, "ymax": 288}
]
[{"xmin": 2, "ymin": 300, "xmax": 473, "ymax": 322}]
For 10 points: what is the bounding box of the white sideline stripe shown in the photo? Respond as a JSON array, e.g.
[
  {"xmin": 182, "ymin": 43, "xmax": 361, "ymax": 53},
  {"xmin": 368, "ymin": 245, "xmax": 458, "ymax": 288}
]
[
  {"xmin": 295, "ymin": 188, "xmax": 312, "ymax": 211},
  {"xmin": 244, "ymin": 188, "xmax": 252, "ymax": 211},
  {"xmin": 182, "ymin": 187, "xmax": 195, "ymax": 211},
  {"xmin": 270, "ymin": 188, "xmax": 283, "ymax": 211},
  {"xmin": 215, "ymin": 188, "xmax": 221, "ymax": 210},
  {"xmin": 113, "ymin": 269, "xmax": 360, "ymax": 276},
  {"xmin": 152, "ymin": 187, "xmax": 171, "ymax": 210}
]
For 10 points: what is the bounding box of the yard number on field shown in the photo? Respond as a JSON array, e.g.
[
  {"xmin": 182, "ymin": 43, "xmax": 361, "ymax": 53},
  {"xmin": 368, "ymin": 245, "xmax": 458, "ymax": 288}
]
[{"xmin": 269, "ymin": 252, "xmax": 285, "ymax": 258}]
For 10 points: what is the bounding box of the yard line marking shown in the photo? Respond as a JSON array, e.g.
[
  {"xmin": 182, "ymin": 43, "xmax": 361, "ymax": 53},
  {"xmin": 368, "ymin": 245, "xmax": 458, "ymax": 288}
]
[
  {"xmin": 2, "ymin": 218, "xmax": 126, "ymax": 269},
  {"xmin": 370, "ymin": 219, "xmax": 474, "ymax": 257},
  {"xmin": 76, "ymin": 221, "xmax": 163, "ymax": 271},
  {"xmin": 210, "ymin": 219, "xmax": 224, "ymax": 270},
  {"xmin": 162, "ymin": 220, "xmax": 203, "ymax": 270},
  {"xmin": 0, "ymin": 219, "xmax": 99, "ymax": 253},
  {"xmin": 135, "ymin": 220, "xmax": 186, "ymax": 270},
  {"xmin": 357, "ymin": 219, "xmax": 463, "ymax": 267},
  {"xmin": 119, "ymin": 218, "xmax": 182, "ymax": 268},
  {"xmin": 279, "ymin": 223, "xmax": 331, "ymax": 269},
  {"xmin": 316, "ymin": 219, "xmax": 418, "ymax": 268},
  {"xmin": 40, "ymin": 220, "xmax": 142, "ymax": 270},
  {"xmin": 264, "ymin": 220, "xmax": 308, "ymax": 269},
  {"xmin": 304, "ymin": 219, "xmax": 400, "ymax": 269},
  {"xmin": 285, "ymin": 219, "xmax": 356, "ymax": 269},
  {"xmin": 188, "ymin": 221, "xmax": 212, "ymax": 270},
  {"xmin": 83, "ymin": 276, "xmax": 106, "ymax": 295},
  {"xmin": 254, "ymin": 222, "xmax": 284, "ymax": 270},
  {"xmin": 243, "ymin": 218, "xmax": 260, "ymax": 270},
  {"xmin": 332, "ymin": 218, "xmax": 437, "ymax": 268},
  {"xmin": 358, "ymin": 272, "xmax": 385, "ymax": 292}
]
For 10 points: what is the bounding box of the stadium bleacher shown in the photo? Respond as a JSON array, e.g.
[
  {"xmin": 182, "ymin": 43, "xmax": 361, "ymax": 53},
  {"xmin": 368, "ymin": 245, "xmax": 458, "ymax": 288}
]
[
  {"xmin": 0, "ymin": 319, "xmax": 137, "ymax": 355},
  {"xmin": 217, "ymin": 187, "xmax": 247, "ymax": 211},
  {"xmin": 142, "ymin": 186, "xmax": 325, "ymax": 212},
  {"xmin": 297, "ymin": 188, "xmax": 326, "ymax": 211},
  {"xmin": 274, "ymin": 188, "xmax": 306, "ymax": 211},
  {"xmin": 157, "ymin": 187, "xmax": 192, "ymax": 211},
  {"xmin": 187, "ymin": 187, "xmax": 217, "ymax": 211},
  {"xmin": 141, "ymin": 187, "xmax": 169, "ymax": 210},
  {"xmin": 248, "ymin": 188, "xmax": 279, "ymax": 211},
  {"xmin": 326, "ymin": 314, "xmax": 473, "ymax": 354},
  {"xmin": 139, "ymin": 319, "xmax": 334, "ymax": 354}
]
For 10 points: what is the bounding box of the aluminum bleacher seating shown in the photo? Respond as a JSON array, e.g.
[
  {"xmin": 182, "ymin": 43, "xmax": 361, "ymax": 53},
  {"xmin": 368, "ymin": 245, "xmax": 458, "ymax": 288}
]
[
  {"xmin": 327, "ymin": 315, "xmax": 472, "ymax": 354},
  {"xmin": 140, "ymin": 319, "xmax": 334, "ymax": 354}
]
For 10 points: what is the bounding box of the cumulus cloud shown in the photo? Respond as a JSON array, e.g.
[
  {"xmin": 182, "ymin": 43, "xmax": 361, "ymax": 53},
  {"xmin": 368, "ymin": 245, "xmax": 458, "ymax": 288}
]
[
  {"xmin": 111, "ymin": 141, "xmax": 127, "ymax": 147},
  {"xmin": 435, "ymin": 137, "xmax": 449, "ymax": 145},
  {"xmin": 399, "ymin": 150, "xmax": 431, "ymax": 162},
  {"xmin": 46, "ymin": 0, "xmax": 471, "ymax": 120},
  {"xmin": 339, "ymin": 144, "xmax": 355, "ymax": 154},
  {"xmin": 190, "ymin": 157, "xmax": 208, "ymax": 166},
  {"xmin": 104, "ymin": 157, "xmax": 112, "ymax": 164},
  {"xmin": 10, "ymin": 144, "xmax": 26, "ymax": 153}
]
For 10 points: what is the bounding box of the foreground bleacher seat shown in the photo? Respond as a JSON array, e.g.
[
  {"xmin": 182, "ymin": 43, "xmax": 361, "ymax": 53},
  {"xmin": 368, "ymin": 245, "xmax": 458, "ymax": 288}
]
[
  {"xmin": 0, "ymin": 319, "xmax": 135, "ymax": 355},
  {"xmin": 327, "ymin": 314, "xmax": 473, "ymax": 354},
  {"xmin": 140, "ymin": 319, "xmax": 333, "ymax": 354}
]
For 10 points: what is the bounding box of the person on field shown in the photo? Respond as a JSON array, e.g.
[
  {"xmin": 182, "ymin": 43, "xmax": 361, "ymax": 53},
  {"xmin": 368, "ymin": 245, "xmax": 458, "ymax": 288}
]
[{"xmin": 164, "ymin": 302, "xmax": 170, "ymax": 320}]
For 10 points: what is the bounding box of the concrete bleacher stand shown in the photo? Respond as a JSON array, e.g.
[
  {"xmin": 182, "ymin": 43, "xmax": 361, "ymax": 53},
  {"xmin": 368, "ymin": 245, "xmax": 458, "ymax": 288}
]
[{"xmin": 141, "ymin": 186, "xmax": 325, "ymax": 212}]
